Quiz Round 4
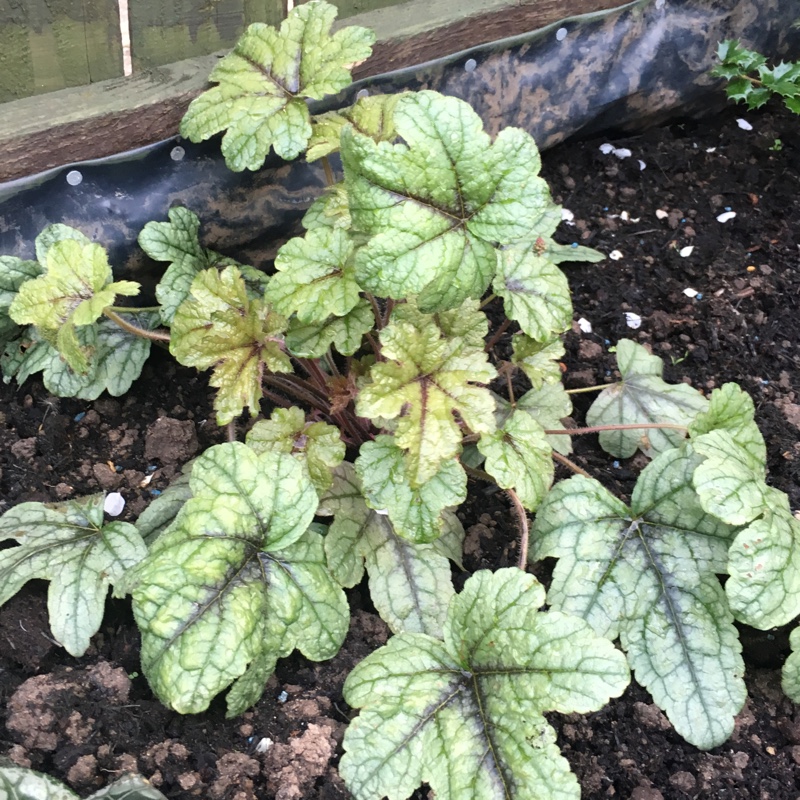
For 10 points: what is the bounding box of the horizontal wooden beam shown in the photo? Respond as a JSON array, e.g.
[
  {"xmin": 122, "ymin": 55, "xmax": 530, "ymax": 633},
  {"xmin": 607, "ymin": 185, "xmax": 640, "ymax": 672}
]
[{"xmin": 0, "ymin": 0, "xmax": 622, "ymax": 183}]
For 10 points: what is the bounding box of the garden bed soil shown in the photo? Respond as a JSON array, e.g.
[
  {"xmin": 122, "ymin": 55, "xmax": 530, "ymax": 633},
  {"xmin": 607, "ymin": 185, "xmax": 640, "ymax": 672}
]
[{"xmin": 1, "ymin": 96, "xmax": 799, "ymax": 799}]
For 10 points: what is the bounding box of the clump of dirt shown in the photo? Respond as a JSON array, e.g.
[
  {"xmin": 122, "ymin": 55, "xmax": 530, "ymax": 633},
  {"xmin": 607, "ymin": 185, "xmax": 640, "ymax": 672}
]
[{"xmin": 1, "ymin": 97, "xmax": 799, "ymax": 798}]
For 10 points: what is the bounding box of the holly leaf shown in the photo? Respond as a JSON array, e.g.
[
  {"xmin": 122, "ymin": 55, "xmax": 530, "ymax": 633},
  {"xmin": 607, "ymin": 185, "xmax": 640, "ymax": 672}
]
[
  {"xmin": 0, "ymin": 494, "xmax": 147, "ymax": 657},
  {"xmin": 493, "ymin": 246, "xmax": 572, "ymax": 341},
  {"xmin": 531, "ymin": 446, "xmax": 745, "ymax": 749},
  {"xmin": 511, "ymin": 333, "xmax": 565, "ymax": 389},
  {"xmin": 307, "ymin": 93, "xmax": 399, "ymax": 161},
  {"xmin": 319, "ymin": 463, "xmax": 462, "ymax": 637},
  {"xmin": 246, "ymin": 406, "xmax": 345, "ymax": 494},
  {"xmin": 180, "ymin": 0, "xmax": 375, "ymax": 170},
  {"xmin": 5, "ymin": 312, "xmax": 156, "ymax": 401},
  {"xmin": 266, "ymin": 226, "xmax": 361, "ymax": 323},
  {"xmin": 132, "ymin": 442, "xmax": 348, "ymax": 715},
  {"xmin": 355, "ymin": 435, "xmax": 466, "ymax": 543},
  {"xmin": 171, "ymin": 266, "xmax": 291, "ymax": 424},
  {"xmin": 340, "ymin": 568, "xmax": 630, "ymax": 800},
  {"xmin": 342, "ymin": 90, "xmax": 556, "ymax": 311},
  {"xmin": 726, "ymin": 491, "xmax": 800, "ymax": 628},
  {"xmin": 478, "ymin": 410, "xmax": 553, "ymax": 511},
  {"xmin": 586, "ymin": 339, "xmax": 708, "ymax": 458},
  {"xmin": 284, "ymin": 297, "xmax": 373, "ymax": 357},
  {"xmin": 356, "ymin": 301, "xmax": 497, "ymax": 485},
  {"xmin": 9, "ymin": 237, "xmax": 139, "ymax": 374},
  {"xmin": 140, "ymin": 207, "xmax": 242, "ymax": 324}
]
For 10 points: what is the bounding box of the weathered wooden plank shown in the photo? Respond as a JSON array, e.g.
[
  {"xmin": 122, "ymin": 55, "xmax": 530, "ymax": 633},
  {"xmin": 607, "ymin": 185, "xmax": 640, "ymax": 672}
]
[
  {"xmin": 0, "ymin": 0, "xmax": 622, "ymax": 181},
  {"xmin": 0, "ymin": 0, "xmax": 123, "ymax": 103},
  {"xmin": 129, "ymin": 0, "xmax": 284, "ymax": 70},
  {"xmin": 302, "ymin": 0, "xmax": 408, "ymax": 21}
]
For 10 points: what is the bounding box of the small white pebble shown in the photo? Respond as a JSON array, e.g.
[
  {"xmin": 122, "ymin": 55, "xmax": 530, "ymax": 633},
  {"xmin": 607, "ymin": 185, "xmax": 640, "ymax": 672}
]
[
  {"xmin": 613, "ymin": 148, "xmax": 632, "ymax": 159},
  {"xmin": 278, "ymin": 690, "xmax": 289, "ymax": 703},
  {"xmin": 556, "ymin": 27, "xmax": 568, "ymax": 41},
  {"xmin": 170, "ymin": 146, "xmax": 185, "ymax": 161},
  {"xmin": 356, "ymin": 88, "xmax": 369, "ymax": 99},
  {"xmin": 254, "ymin": 738, "xmax": 273, "ymax": 754},
  {"xmin": 655, "ymin": 209, "xmax": 669, "ymax": 220},
  {"xmin": 104, "ymin": 492, "xmax": 125, "ymax": 516},
  {"xmin": 706, "ymin": 147, "xmax": 717, "ymax": 153},
  {"xmin": 599, "ymin": 143, "xmax": 614, "ymax": 154},
  {"xmin": 561, "ymin": 208, "xmax": 574, "ymax": 222},
  {"xmin": 66, "ymin": 170, "xmax": 83, "ymax": 186},
  {"xmin": 464, "ymin": 58, "xmax": 477, "ymax": 73},
  {"xmin": 716, "ymin": 211, "xmax": 736, "ymax": 223},
  {"xmin": 736, "ymin": 118, "xmax": 753, "ymax": 131},
  {"xmin": 620, "ymin": 211, "xmax": 630, "ymax": 221},
  {"xmin": 578, "ymin": 317, "xmax": 593, "ymax": 333},
  {"xmin": 683, "ymin": 288, "xmax": 699, "ymax": 298},
  {"xmin": 679, "ymin": 245, "xmax": 694, "ymax": 257},
  {"xmin": 609, "ymin": 250, "xmax": 623, "ymax": 260},
  {"xmin": 638, "ymin": 160, "xmax": 647, "ymax": 170},
  {"xmin": 375, "ymin": 508, "xmax": 390, "ymax": 515},
  {"xmin": 625, "ymin": 312, "xmax": 642, "ymax": 329}
]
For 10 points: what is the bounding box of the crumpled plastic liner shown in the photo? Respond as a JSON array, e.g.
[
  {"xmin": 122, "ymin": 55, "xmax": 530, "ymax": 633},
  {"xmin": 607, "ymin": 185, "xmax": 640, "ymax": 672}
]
[{"xmin": 1, "ymin": 0, "xmax": 798, "ymax": 283}]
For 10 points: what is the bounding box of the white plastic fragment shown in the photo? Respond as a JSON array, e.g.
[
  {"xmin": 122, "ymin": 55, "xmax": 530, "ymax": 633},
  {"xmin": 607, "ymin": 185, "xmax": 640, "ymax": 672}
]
[
  {"xmin": 556, "ymin": 27, "xmax": 568, "ymax": 41},
  {"xmin": 609, "ymin": 250, "xmax": 623, "ymax": 260},
  {"xmin": 139, "ymin": 473, "xmax": 154, "ymax": 488},
  {"xmin": 679, "ymin": 245, "xmax": 694, "ymax": 257},
  {"xmin": 561, "ymin": 208, "xmax": 575, "ymax": 222},
  {"xmin": 578, "ymin": 317, "xmax": 593, "ymax": 333},
  {"xmin": 170, "ymin": 146, "xmax": 185, "ymax": 161},
  {"xmin": 254, "ymin": 738, "xmax": 273, "ymax": 754},
  {"xmin": 655, "ymin": 209, "xmax": 669, "ymax": 220},
  {"xmin": 599, "ymin": 143, "xmax": 615, "ymax": 154},
  {"xmin": 716, "ymin": 211, "xmax": 737, "ymax": 223},
  {"xmin": 66, "ymin": 170, "xmax": 83, "ymax": 186},
  {"xmin": 356, "ymin": 88, "xmax": 369, "ymax": 99},
  {"xmin": 706, "ymin": 147, "xmax": 717, "ymax": 153},
  {"xmin": 278, "ymin": 690, "xmax": 289, "ymax": 703},
  {"xmin": 375, "ymin": 508, "xmax": 390, "ymax": 515},
  {"xmin": 613, "ymin": 148, "xmax": 632, "ymax": 159},
  {"xmin": 736, "ymin": 118, "xmax": 753, "ymax": 131},
  {"xmin": 625, "ymin": 312, "xmax": 642, "ymax": 329},
  {"xmin": 104, "ymin": 492, "xmax": 125, "ymax": 516},
  {"xmin": 683, "ymin": 288, "xmax": 699, "ymax": 298},
  {"xmin": 638, "ymin": 160, "xmax": 647, "ymax": 170}
]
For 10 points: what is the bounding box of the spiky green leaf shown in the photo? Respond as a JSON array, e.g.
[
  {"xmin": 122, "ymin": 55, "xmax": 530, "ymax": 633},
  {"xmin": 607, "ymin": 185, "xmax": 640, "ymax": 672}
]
[
  {"xmin": 132, "ymin": 442, "xmax": 348, "ymax": 715},
  {"xmin": 318, "ymin": 463, "xmax": 462, "ymax": 636},
  {"xmin": 342, "ymin": 90, "xmax": 556, "ymax": 311},
  {"xmin": 586, "ymin": 339, "xmax": 708, "ymax": 458},
  {"xmin": 340, "ymin": 568, "xmax": 630, "ymax": 800},
  {"xmin": 531, "ymin": 447, "xmax": 745, "ymax": 749},
  {"xmin": 180, "ymin": 1, "xmax": 374, "ymax": 170},
  {"xmin": 0, "ymin": 495, "xmax": 146, "ymax": 657}
]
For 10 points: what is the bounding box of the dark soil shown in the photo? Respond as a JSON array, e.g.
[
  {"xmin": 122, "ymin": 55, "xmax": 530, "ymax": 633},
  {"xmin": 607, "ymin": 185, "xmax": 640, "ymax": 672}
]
[{"xmin": 1, "ymin": 96, "xmax": 800, "ymax": 799}]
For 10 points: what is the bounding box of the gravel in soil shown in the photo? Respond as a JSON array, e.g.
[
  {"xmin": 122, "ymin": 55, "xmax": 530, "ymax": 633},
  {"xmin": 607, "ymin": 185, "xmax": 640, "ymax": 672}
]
[{"xmin": 1, "ymin": 97, "xmax": 800, "ymax": 798}]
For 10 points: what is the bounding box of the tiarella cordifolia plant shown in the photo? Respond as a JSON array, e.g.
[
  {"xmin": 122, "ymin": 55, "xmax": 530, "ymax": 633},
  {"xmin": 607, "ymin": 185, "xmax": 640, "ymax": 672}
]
[
  {"xmin": 713, "ymin": 39, "xmax": 800, "ymax": 112},
  {"xmin": 2, "ymin": 3, "xmax": 800, "ymax": 798}
]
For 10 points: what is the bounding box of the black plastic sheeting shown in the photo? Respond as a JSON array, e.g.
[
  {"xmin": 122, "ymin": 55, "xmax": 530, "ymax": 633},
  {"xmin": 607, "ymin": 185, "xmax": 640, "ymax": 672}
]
[{"xmin": 1, "ymin": 0, "xmax": 799, "ymax": 286}]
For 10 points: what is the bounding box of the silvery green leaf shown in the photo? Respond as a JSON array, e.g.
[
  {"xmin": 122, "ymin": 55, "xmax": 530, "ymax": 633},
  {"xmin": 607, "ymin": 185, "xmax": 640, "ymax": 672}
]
[
  {"xmin": 134, "ymin": 462, "xmax": 194, "ymax": 545},
  {"xmin": 340, "ymin": 568, "xmax": 629, "ymax": 800},
  {"xmin": 355, "ymin": 435, "xmax": 467, "ymax": 543},
  {"xmin": 0, "ymin": 761, "xmax": 78, "ymax": 799},
  {"xmin": 586, "ymin": 339, "xmax": 708, "ymax": 458},
  {"xmin": 132, "ymin": 442, "xmax": 347, "ymax": 715},
  {"xmin": 510, "ymin": 333, "xmax": 565, "ymax": 389},
  {"xmin": 284, "ymin": 298, "xmax": 373, "ymax": 358},
  {"xmin": 727, "ymin": 492, "xmax": 800, "ymax": 628},
  {"xmin": 0, "ymin": 495, "xmax": 147, "ymax": 656},
  {"xmin": 342, "ymin": 91, "xmax": 555, "ymax": 311},
  {"xmin": 782, "ymin": 627, "xmax": 800, "ymax": 702},
  {"xmin": 532, "ymin": 446, "xmax": 745, "ymax": 749},
  {"xmin": 318, "ymin": 463, "xmax": 462, "ymax": 637},
  {"xmin": 0, "ymin": 256, "xmax": 42, "ymax": 351},
  {"xmin": 515, "ymin": 384, "xmax": 573, "ymax": 455}
]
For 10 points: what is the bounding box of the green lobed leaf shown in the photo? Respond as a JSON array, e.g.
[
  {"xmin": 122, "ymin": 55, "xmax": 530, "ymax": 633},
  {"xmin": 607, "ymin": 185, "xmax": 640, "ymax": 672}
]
[
  {"xmin": 356, "ymin": 301, "xmax": 497, "ymax": 485},
  {"xmin": 511, "ymin": 333, "xmax": 565, "ymax": 389},
  {"xmin": 355, "ymin": 435, "xmax": 467, "ymax": 543},
  {"xmin": 493, "ymin": 246, "xmax": 572, "ymax": 341},
  {"xmin": 4, "ymin": 313, "xmax": 155, "ymax": 401},
  {"xmin": 478, "ymin": 410, "xmax": 554, "ymax": 511},
  {"xmin": 0, "ymin": 256, "xmax": 42, "ymax": 351},
  {"xmin": 0, "ymin": 494, "xmax": 147, "ymax": 657},
  {"xmin": 134, "ymin": 462, "xmax": 194, "ymax": 546},
  {"xmin": 246, "ymin": 406, "xmax": 345, "ymax": 494},
  {"xmin": 180, "ymin": 1, "xmax": 375, "ymax": 170},
  {"xmin": 132, "ymin": 442, "xmax": 348, "ymax": 715},
  {"xmin": 307, "ymin": 93, "xmax": 399, "ymax": 161},
  {"xmin": 284, "ymin": 297, "xmax": 373, "ymax": 357},
  {"xmin": 267, "ymin": 226, "xmax": 361, "ymax": 323},
  {"xmin": 586, "ymin": 339, "xmax": 708, "ymax": 458},
  {"xmin": 302, "ymin": 183, "xmax": 352, "ymax": 230},
  {"xmin": 9, "ymin": 238, "xmax": 139, "ymax": 374},
  {"xmin": 782, "ymin": 627, "xmax": 800, "ymax": 703},
  {"xmin": 171, "ymin": 266, "xmax": 291, "ymax": 424},
  {"xmin": 513, "ymin": 384, "xmax": 573, "ymax": 455},
  {"xmin": 140, "ymin": 207, "xmax": 242, "ymax": 325},
  {"xmin": 342, "ymin": 90, "xmax": 556, "ymax": 311},
  {"xmin": 726, "ymin": 491, "xmax": 800, "ymax": 628},
  {"xmin": 531, "ymin": 446, "xmax": 745, "ymax": 749},
  {"xmin": 318, "ymin": 463, "xmax": 462, "ymax": 636},
  {"xmin": 34, "ymin": 223, "xmax": 91, "ymax": 263},
  {"xmin": 340, "ymin": 568, "xmax": 630, "ymax": 800}
]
